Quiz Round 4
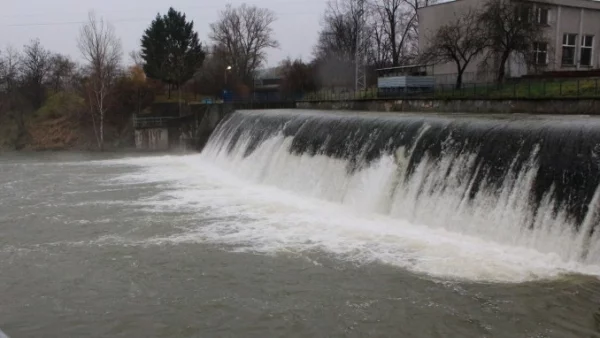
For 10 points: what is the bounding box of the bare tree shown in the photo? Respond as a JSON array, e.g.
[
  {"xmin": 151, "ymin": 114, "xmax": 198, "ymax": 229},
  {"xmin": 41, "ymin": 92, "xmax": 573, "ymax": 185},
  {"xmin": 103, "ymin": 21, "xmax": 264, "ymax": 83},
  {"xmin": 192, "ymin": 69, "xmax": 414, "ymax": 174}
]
[
  {"xmin": 20, "ymin": 39, "xmax": 52, "ymax": 109},
  {"xmin": 0, "ymin": 46, "xmax": 31, "ymax": 147},
  {"xmin": 313, "ymin": 0, "xmax": 367, "ymax": 89},
  {"xmin": 210, "ymin": 4, "xmax": 279, "ymax": 86},
  {"xmin": 0, "ymin": 50, "xmax": 11, "ymax": 114},
  {"xmin": 129, "ymin": 50, "xmax": 144, "ymax": 67},
  {"xmin": 0, "ymin": 47, "xmax": 20, "ymax": 95},
  {"xmin": 0, "ymin": 52, "xmax": 4, "ymax": 90},
  {"xmin": 194, "ymin": 44, "xmax": 230, "ymax": 97},
  {"xmin": 479, "ymin": 0, "xmax": 546, "ymax": 82},
  {"xmin": 313, "ymin": 0, "xmax": 433, "ymax": 87},
  {"xmin": 366, "ymin": 13, "xmax": 391, "ymax": 68},
  {"xmin": 48, "ymin": 54, "xmax": 77, "ymax": 92},
  {"xmin": 77, "ymin": 11, "xmax": 122, "ymax": 150},
  {"xmin": 422, "ymin": 9, "xmax": 487, "ymax": 88},
  {"xmin": 370, "ymin": 0, "xmax": 416, "ymax": 67},
  {"xmin": 279, "ymin": 58, "xmax": 318, "ymax": 96},
  {"xmin": 402, "ymin": 0, "xmax": 436, "ymax": 38},
  {"xmin": 315, "ymin": 0, "xmax": 363, "ymax": 63}
]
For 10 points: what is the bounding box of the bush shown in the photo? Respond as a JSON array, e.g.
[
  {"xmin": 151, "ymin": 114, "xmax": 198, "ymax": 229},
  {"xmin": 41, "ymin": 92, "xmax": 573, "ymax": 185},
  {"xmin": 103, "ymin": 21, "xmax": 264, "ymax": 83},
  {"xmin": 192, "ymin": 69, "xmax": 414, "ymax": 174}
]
[{"xmin": 35, "ymin": 91, "xmax": 85, "ymax": 120}]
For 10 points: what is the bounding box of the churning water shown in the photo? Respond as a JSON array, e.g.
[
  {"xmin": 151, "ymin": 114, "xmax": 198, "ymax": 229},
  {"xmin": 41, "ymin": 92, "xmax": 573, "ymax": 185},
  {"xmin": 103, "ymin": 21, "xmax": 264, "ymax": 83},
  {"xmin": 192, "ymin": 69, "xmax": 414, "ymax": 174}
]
[
  {"xmin": 201, "ymin": 110, "xmax": 600, "ymax": 279},
  {"xmin": 3, "ymin": 110, "xmax": 600, "ymax": 337}
]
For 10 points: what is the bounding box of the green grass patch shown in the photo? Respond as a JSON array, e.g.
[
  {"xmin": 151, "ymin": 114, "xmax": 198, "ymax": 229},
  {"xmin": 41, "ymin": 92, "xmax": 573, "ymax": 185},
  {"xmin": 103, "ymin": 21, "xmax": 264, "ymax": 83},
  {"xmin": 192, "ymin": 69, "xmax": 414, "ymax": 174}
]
[
  {"xmin": 35, "ymin": 92, "xmax": 85, "ymax": 120},
  {"xmin": 299, "ymin": 78, "xmax": 600, "ymax": 101}
]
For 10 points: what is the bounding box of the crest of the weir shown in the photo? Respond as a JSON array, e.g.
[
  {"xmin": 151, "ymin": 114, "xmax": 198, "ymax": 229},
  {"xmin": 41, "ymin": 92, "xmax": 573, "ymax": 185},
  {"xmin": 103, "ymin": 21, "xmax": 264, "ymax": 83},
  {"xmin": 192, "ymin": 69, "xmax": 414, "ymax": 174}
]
[{"xmin": 210, "ymin": 110, "xmax": 600, "ymax": 233}]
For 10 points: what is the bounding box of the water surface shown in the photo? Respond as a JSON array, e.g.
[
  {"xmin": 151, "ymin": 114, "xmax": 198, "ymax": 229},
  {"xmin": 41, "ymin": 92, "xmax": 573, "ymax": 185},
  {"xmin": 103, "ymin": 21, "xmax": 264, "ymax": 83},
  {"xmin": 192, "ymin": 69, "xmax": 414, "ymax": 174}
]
[{"xmin": 1, "ymin": 152, "xmax": 600, "ymax": 337}]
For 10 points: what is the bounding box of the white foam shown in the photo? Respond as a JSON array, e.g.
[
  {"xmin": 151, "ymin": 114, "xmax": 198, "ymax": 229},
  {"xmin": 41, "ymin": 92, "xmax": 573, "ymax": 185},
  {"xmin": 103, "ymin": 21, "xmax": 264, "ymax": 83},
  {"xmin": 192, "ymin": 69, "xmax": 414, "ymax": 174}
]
[{"xmin": 94, "ymin": 152, "xmax": 600, "ymax": 283}]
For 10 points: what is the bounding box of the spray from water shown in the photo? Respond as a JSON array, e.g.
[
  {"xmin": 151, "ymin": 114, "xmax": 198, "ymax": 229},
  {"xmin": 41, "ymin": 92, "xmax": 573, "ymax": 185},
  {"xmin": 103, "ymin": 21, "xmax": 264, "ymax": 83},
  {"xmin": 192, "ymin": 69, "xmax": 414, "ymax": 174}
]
[{"xmin": 202, "ymin": 110, "xmax": 600, "ymax": 265}]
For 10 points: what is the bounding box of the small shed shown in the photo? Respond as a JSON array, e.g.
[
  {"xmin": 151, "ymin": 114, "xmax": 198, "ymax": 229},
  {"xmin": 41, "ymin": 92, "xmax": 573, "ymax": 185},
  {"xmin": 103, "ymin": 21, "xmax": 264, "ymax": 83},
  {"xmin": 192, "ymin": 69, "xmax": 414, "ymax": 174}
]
[
  {"xmin": 253, "ymin": 67, "xmax": 283, "ymax": 102},
  {"xmin": 377, "ymin": 65, "xmax": 435, "ymax": 95}
]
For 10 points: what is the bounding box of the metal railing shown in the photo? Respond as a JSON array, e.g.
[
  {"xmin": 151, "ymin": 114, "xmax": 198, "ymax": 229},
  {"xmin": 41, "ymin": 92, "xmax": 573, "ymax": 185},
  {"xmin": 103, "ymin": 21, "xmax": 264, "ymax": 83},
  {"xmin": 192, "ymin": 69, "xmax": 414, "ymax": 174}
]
[
  {"xmin": 132, "ymin": 116, "xmax": 175, "ymax": 129},
  {"xmin": 299, "ymin": 78, "xmax": 600, "ymax": 101},
  {"xmin": 237, "ymin": 78, "xmax": 600, "ymax": 103}
]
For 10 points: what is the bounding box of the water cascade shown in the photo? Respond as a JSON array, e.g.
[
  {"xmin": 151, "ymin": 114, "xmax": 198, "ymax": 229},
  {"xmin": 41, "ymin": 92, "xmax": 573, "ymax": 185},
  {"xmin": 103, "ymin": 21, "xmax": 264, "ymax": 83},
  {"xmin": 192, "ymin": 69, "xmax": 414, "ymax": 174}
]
[{"xmin": 201, "ymin": 110, "xmax": 600, "ymax": 266}]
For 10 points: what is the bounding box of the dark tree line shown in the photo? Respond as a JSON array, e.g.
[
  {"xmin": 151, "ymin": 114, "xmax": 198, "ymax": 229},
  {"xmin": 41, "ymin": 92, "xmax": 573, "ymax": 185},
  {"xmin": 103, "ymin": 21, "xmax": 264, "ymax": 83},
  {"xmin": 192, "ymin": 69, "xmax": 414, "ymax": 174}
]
[
  {"xmin": 271, "ymin": 0, "xmax": 435, "ymax": 94},
  {"xmin": 1, "ymin": 4, "xmax": 281, "ymax": 149},
  {"xmin": 0, "ymin": 40, "xmax": 76, "ymax": 147},
  {"xmin": 138, "ymin": 4, "xmax": 278, "ymax": 100},
  {"xmin": 0, "ymin": 35, "xmax": 156, "ymax": 150}
]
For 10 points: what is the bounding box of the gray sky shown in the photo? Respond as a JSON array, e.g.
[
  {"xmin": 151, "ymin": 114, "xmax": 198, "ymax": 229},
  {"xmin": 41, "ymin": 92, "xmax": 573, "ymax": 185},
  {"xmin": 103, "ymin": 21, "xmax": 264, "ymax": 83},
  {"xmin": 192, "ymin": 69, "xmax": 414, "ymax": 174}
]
[{"xmin": 1, "ymin": 0, "xmax": 327, "ymax": 67}]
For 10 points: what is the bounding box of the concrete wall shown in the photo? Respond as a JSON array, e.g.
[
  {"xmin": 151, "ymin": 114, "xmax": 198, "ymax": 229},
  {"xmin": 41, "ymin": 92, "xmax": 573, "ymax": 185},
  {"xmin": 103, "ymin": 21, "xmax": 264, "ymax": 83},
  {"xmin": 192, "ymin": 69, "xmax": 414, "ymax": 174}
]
[
  {"xmin": 133, "ymin": 102, "xmax": 295, "ymax": 152},
  {"xmin": 135, "ymin": 128, "xmax": 169, "ymax": 151},
  {"xmin": 296, "ymin": 98, "xmax": 600, "ymax": 115},
  {"xmin": 177, "ymin": 102, "xmax": 294, "ymax": 150},
  {"xmin": 178, "ymin": 103, "xmax": 235, "ymax": 151}
]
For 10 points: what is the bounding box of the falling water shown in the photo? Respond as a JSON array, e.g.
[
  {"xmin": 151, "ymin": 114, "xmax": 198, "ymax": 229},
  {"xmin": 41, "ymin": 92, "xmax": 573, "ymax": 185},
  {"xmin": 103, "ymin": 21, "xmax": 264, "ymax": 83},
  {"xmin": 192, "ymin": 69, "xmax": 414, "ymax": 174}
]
[{"xmin": 202, "ymin": 110, "xmax": 600, "ymax": 266}]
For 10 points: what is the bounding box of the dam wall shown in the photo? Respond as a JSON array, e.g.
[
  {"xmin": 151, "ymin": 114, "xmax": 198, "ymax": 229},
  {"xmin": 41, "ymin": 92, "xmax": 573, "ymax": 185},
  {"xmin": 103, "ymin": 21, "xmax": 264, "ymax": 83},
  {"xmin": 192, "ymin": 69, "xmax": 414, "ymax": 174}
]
[
  {"xmin": 135, "ymin": 98, "xmax": 600, "ymax": 151},
  {"xmin": 202, "ymin": 109, "xmax": 600, "ymax": 265},
  {"xmin": 296, "ymin": 98, "xmax": 600, "ymax": 115}
]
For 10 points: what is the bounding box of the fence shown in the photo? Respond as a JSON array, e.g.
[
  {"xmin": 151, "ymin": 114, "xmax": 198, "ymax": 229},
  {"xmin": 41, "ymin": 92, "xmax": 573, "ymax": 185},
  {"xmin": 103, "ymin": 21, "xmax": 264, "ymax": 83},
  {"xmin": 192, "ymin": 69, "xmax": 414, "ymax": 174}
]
[
  {"xmin": 240, "ymin": 77, "xmax": 600, "ymax": 103},
  {"xmin": 132, "ymin": 116, "xmax": 175, "ymax": 129},
  {"xmin": 152, "ymin": 77, "xmax": 600, "ymax": 105}
]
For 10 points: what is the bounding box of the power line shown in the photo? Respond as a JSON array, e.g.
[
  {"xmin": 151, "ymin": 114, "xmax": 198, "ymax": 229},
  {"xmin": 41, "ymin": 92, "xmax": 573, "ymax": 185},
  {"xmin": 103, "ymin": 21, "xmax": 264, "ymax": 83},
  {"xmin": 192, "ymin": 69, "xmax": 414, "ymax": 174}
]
[
  {"xmin": 0, "ymin": 0, "xmax": 325, "ymax": 19},
  {"xmin": 3, "ymin": 11, "xmax": 319, "ymax": 27},
  {"xmin": 5, "ymin": 19, "xmax": 149, "ymax": 27}
]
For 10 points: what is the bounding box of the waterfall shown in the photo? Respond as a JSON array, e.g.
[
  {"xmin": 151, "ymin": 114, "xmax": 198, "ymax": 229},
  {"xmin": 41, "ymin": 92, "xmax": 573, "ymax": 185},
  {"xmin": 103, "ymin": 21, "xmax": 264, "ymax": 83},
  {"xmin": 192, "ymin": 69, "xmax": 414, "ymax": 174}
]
[{"xmin": 201, "ymin": 110, "xmax": 600, "ymax": 265}]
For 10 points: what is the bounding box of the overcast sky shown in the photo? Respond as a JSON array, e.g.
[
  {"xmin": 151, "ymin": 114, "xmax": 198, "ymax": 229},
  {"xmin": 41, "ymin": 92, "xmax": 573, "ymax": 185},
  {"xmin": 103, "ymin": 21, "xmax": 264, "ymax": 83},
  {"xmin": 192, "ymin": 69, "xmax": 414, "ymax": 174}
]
[{"xmin": 1, "ymin": 0, "xmax": 327, "ymax": 67}]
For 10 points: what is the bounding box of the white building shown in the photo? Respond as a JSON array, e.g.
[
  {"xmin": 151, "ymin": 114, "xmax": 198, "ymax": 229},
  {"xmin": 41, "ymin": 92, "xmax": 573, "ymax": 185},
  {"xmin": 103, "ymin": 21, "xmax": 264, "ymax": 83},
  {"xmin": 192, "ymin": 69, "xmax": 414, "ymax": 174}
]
[{"xmin": 418, "ymin": 0, "xmax": 600, "ymax": 84}]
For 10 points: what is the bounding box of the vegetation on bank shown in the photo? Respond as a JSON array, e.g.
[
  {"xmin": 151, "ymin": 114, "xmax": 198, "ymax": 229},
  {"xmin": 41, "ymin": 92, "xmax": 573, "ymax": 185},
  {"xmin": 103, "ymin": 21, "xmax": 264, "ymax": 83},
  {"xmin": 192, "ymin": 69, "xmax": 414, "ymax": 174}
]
[
  {"xmin": 0, "ymin": 52, "xmax": 157, "ymax": 151},
  {"xmin": 3, "ymin": 0, "xmax": 599, "ymax": 152},
  {"xmin": 0, "ymin": 4, "xmax": 278, "ymax": 151}
]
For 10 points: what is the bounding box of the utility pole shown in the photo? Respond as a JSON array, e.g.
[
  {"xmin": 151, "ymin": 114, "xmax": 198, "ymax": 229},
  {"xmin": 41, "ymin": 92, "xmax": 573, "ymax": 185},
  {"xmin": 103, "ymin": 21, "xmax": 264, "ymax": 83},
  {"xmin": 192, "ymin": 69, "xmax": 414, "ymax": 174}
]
[{"xmin": 355, "ymin": 0, "xmax": 367, "ymax": 92}]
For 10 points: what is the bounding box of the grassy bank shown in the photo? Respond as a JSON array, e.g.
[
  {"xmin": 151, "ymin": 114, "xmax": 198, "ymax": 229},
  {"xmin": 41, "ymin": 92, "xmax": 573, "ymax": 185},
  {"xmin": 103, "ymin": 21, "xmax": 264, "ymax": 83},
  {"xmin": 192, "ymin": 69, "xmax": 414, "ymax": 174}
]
[
  {"xmin": 0, "ymin": 92, "xmax": 134, "ymax": 152},
  {"xmin": 299, "ymin": 78, "xmax": 600, "ymax": 101}
]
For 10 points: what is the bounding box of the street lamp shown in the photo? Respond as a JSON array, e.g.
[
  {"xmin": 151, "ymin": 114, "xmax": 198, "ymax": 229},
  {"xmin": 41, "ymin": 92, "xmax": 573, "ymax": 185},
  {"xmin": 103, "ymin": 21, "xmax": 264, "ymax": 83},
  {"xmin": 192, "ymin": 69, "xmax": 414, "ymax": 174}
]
[
  {"xmin": 224, "ymin": 65, "xmax": 232, "ymax": 102},
  {"xmin": 224, "ymin": 65, "xmax": 232, "ymax": 86}
]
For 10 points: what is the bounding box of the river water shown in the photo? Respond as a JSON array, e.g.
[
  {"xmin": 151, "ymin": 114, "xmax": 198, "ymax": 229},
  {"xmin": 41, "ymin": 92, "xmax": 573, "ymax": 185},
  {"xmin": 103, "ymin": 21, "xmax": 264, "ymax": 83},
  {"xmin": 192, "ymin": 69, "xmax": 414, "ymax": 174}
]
[
  {"xmin": 4, "ymin": 108, "xmax": 600, "ymax": 337},
  {"xmin": 0, "ymin": 152, "xmax": 599, "ymax": 338}
]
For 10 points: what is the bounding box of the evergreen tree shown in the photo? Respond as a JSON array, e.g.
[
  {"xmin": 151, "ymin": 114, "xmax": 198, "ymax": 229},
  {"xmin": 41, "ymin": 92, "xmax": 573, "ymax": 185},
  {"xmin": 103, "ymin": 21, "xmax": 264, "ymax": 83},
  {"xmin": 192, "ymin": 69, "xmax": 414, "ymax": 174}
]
[{"xmin": 141, "ymin": 8, "xmax": 205, "ymax": 99}]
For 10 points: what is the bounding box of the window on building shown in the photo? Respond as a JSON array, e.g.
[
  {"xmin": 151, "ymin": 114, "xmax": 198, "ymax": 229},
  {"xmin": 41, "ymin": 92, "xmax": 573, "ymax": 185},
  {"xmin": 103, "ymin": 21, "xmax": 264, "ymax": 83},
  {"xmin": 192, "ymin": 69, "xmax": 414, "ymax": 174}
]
[
  {"xmin": 536, "ymin": 7, "xmax": 549, "ymax": 25},
  {"xmin": 562, "ymin": 33, "xmax": 577, "ymax": 66},
  {"xmin": 581, "ymin": 35, "xmax": 594, "ymax": 67},
  {"xmin": 533, "ymin": 42, "xmax": 548, "ymax": 65}
]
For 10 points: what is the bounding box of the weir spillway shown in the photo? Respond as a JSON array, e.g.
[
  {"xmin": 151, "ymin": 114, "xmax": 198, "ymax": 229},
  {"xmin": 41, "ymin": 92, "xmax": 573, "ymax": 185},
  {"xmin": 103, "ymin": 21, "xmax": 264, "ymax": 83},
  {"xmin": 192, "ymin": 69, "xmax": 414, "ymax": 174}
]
[{"xmin": 201, "ymin": 109, "xmax": 600, "ymax": 266}]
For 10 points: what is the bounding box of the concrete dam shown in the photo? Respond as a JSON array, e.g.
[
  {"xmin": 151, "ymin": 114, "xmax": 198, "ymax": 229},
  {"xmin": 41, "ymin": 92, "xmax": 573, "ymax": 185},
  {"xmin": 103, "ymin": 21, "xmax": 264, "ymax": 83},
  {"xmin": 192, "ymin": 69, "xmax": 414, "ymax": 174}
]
[{"xmin": 202, "ymin": 109, "xmax": 600, "ymax": 267}]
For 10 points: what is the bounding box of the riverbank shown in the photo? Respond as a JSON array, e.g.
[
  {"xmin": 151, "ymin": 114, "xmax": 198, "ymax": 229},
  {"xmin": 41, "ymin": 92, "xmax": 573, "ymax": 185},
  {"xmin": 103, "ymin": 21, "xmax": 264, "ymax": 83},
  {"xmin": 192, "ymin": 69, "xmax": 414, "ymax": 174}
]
[
  {"xmin": 296, "ymin": 97, "xmax": 600, "ymax": 115},
  {"xmin": 0, "ymin": 101, "xmax": 134, "ymax": 152},
  {"xmin": 5, "ymin": 97, "xmax": 600, "ymax": 153}
]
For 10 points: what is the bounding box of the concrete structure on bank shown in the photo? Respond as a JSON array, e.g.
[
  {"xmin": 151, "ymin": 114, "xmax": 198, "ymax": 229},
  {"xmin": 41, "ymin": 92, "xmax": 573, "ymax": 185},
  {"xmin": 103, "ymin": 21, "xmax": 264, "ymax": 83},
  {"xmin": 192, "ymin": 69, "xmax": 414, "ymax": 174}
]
[
  {"xmin": 133, "ymin": 101, "xmax": 295, "ymax": 151},
  {"xmin": 419, "ymin": 0, "xmax": 600, "ymax": 84},
  {"xmin": 253, "ymin": 67, "xmax": 283, "ymax": 101},
  {"xmin": 296, "ymin": 98, "xmax": 600, "ymax": 115},
  {"xmin": 134, "ymin": 98, "xmax": 600, "ymax": 153},
  {"xmin": 134, "ymin": 128, "xmax": 169, "ymax": 151}
]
